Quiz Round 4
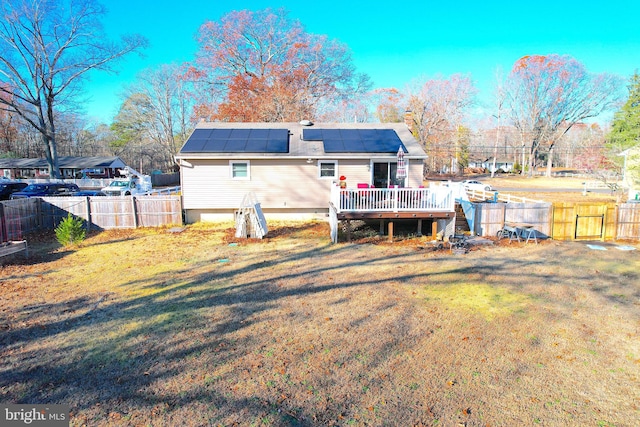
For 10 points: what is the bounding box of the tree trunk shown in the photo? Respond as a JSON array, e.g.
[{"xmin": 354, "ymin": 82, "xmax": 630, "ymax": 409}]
[
  {"xmin": 528, "ymin": 146, "xmax": 536, "ymax": 177},
  {"xmin": 41, "ymin": 134, "xmax": 60, "ymax": 179},
  {"xmin": 546, "ymin": 146, "xmax": 554, "ymax": 177}
]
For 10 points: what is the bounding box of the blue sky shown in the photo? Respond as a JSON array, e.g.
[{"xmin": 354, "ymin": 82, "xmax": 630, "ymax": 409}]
[{"xmin": 84, "ymin": 0, "xmax": 640, "ymax": 123}]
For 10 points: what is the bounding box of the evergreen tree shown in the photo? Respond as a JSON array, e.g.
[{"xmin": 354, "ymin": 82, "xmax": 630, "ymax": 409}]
[
  {"xmin": 609, "ymin": 72, "xmax": 640, "ymax": 150},
  {"xmin": 609, "ymin": 72, "xmax": 640, "ymax": 186}
]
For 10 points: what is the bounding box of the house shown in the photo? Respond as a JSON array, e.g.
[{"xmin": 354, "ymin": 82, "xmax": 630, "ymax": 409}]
[
  {"xmin": 175, "ymin": 121, "xmax": 430, "ymax": 223},
  {"xmin": 0, "ymin": 156, "xmax": 127, "ymax": 179},
  {"xmin": 484, "ymin": 157, "xmax": 515, "ymax": 173},
  {"xmin": 467, "ymin": 157, "xmax": 515, "ymax": 173}
]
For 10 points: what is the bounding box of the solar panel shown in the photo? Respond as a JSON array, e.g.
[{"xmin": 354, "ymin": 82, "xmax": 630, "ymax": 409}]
[
  {"xmin": 180, "ymin": 139, "xmax": 208, "ymax": 153},
  {"xmin": 190, "ymin": 129, "xmax": 213, "ymax": 139},
  {"xmin": 211, "ymin": 128, "xmax": 233, "ymax": 138},
  {"xmin": 201, "ymin": 139, "xmax": 227, "ymax": 152},
  {"xmin": 323, "ymin": 139, "xmax": 345, "ymax": 153},
  {"xmin": 224, "ymin": 139, "xmax": 248, "ymax": 151},
  {"xmin": 180, "ymin": 128, "xmax": 290, "ymax": 153},
  {"xmin": 229, "ymin": 129, "xmax": 251, "ymax": 139},
  {"xmin": 339, "ymin": 129, "xmax": 360, "ymax": 141},
  {"xmin": 269, "ymin": 128, "xmax": 290, "ymax": 139},
  {"xmin": 249, "ymin": 129, "xmax": 270, "ymax": 138},
  {"xmin": 302, "ymin": 129, "xmax": 323, "ymax": 140},
  {"xmin": 245, "ymin": 139, "xmax": 268, "ymax": 152},
  {"xmin": 357, "ymin": 129, "xmax": 378, "ymax": 139},
  {"xmin": 323, "ymin": 129, "xmax": 341, "ymax": 140},
  {"xmin": 302, "ymin": 128, "xmax": 405, "ymax": 153},
  {"xmin": 267, "ymin": 138, "xmax": 289, "ymax": 153},
  {"xmin": 348, "ymin": 140, "xmax": 366, "ymax": 152}
]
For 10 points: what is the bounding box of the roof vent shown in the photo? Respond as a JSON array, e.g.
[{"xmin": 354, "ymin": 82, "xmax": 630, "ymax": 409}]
[{"xmin": 299, "ymin": 120, "xmax": 313, "ymax": 126}]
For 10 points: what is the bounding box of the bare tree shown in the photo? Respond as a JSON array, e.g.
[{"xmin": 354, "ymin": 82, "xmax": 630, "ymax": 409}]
[
  {"xmin": 124, "ymin": 64, "xmax": 197, "ymax": 170},
  {"xmin": 491, "ymin": 68, "xmax": 506, "ymax": 177},
  {"xmin": 0, "ymin": 0, "xmax": 147, "ymax": 177},
  {"xmin": 504, "ymin": 55, "xmax": 623, "ymax": 177},
  {"xmin": 405, "ymin": 74, "xmax": 477, "ymax": 173}
]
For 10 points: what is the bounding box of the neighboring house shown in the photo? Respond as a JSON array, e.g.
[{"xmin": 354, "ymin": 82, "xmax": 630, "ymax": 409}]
[
  {"xmin": 175, "ymin": 121, "xmax": 429, "ymax": 222},
  {"xmin": 482, "ymin": 157, "xmax": 515, "ymax": 173},
  {"xmin": 0, "ymin": 156, "xmax": 127, "ymax": 179},
  {"xmin": 466, "ymin": 157, "xmax": 515, "ymax": 173}
]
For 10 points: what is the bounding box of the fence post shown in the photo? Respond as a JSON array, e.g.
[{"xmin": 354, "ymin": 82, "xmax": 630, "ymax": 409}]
[
  {"xmin": 85, "ymin": 197, "xmax": 91, "ymax": 232},
  {"xmin": 0, "ymin": 203, "xmax": 6, "ymax": 243},
  {"xmin": 612, "ymin": 204, "xmax": 619, "ymax": 241},
  {"xmin": 131, "ymin": 196, "xmax": 138, "ymax": 228},
  {"xmin": 36, "ymin": 198, "xmax": 42, "ymax": 229}
]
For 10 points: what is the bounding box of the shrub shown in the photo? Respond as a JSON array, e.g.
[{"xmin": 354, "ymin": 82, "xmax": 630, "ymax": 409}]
[
  {"xmin": 55, "ymin": 214, "xmax": 86, "ymax": 246},
  {"xmin": 513, "ymin": 161, "xmax": 522, "ymax": 174}
]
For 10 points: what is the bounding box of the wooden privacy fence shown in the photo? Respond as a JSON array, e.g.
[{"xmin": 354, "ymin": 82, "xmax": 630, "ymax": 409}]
[
  {"xmin": 471, "ymin": 201, "xmax": 640, "ymax": 241},
  {"xmin": 617, "ymin": 203, "xmax": 640, "ymax": 239},
  {"xmin": 1, "ymin": 195, "xmax": 182, "ymax": 235},
  {"xmin": 473, "ymin": 202, "xmax": 553, "ymax": 238}
]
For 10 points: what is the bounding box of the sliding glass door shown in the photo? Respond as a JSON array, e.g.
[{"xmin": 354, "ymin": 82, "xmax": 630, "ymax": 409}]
[{"xmin": 372, "ymin": 161, "xmax": 405, "ymax": 188}]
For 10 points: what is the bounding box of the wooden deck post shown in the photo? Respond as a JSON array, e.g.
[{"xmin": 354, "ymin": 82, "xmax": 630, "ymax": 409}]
[
  {"xmin": 417, "ymin": 219, "xmax": 423, "ymax": 237},
  {"xmin": 388, "ymin": 221, "xmax": 394, "ymax": 242},
  {"xmin": 432, "ymin": 219, "xmax": 438, "ymax": 238}
]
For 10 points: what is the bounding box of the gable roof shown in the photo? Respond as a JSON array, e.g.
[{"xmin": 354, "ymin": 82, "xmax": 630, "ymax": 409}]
[
  {"xmin": 0, "ymin": 156, "xmax": 126, "ymax": 169},
  {"xmin": 176, "ymin": 122, "xmax": 427, "ymax": 160}
]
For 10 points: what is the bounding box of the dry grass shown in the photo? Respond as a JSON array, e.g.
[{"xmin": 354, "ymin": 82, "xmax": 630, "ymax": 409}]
[
  {"xmin": 1, "ymin": 220, "xmax": 639, "ymax": 427},
  {"xmin": 429, "ymin": 174, "xmax": 624, "ymax": 204}
]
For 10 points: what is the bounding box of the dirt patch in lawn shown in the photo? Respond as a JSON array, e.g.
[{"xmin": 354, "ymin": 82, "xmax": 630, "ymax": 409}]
[{"xmin": 1, "ymin": 222, "xmax": 639, "ymax": 426}]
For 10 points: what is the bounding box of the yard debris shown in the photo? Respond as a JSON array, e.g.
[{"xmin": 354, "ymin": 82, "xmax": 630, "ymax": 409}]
[
  {"xmin": 167, "ymin": 227, "xmax": 185, "ymax": 233},
  {"xmin": 586, "ymin": 244, "xmax": 607, "ymax": 251},
  {"xmin": 615, "ymin": 245, "xmax": 636, "ymax": 251}
]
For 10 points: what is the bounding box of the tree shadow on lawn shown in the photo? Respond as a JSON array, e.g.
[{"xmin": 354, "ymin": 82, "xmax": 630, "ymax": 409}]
[{"xmin": 1, "ymin": 237, "xmax": 638, "ymax": 425}]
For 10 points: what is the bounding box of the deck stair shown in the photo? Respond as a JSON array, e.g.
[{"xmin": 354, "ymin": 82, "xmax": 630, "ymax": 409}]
[{"xmin": 455, "ymin": 202, "xmax": 470, "ymax": 233}]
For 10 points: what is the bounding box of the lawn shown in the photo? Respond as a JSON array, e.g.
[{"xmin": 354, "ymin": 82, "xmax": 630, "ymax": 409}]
[
  {"xmin": 1, "ymin": 221, "xmax": 638, "ymax": 426},
  {"xmin": 481, "ymin": 174, "xmax": 623, "ymax": 203}
]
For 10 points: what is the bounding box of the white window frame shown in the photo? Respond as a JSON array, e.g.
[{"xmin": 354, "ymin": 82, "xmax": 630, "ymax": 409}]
[
  {"xmin": 230, "ymin": 160, "xmax": 250, "ymax": 180},
  {"xmin": 317, "ymin": 160, "xmax": 338, "ymax": 179}
]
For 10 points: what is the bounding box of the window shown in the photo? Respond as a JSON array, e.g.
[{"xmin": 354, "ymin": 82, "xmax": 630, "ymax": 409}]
[
  {"xmin": 318, "ymin": 161, "xmax": 337, "ymax": 179},
  {"xmin": 230, "ymin": 161, "xmax": 250, "ymax": 180}
]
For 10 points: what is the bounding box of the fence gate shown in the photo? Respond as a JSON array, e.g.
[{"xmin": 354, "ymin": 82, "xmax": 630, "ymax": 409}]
[
  {"xmin": 552, "ymin": 203, "xmax": 615, "ymax": 241},
  {"xmin": 574, "ymin": 204, "xmax": 607, "ymax": 241}
]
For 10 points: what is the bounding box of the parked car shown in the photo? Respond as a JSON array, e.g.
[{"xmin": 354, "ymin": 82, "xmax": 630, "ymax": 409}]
[
  {"xmin": 73, "ymin": 190, "xmax": 107, "ymax": 197},
  {"xmin": 0, "ymin": 181, "xmax": 28, "ymax": 200},
  {"xmin": 462, "ymin": 180, "xmax": 492, "ymax": 192},
  {"xmin": 10, "ymin": 183, "xmax": 80, "ymax": 199}
]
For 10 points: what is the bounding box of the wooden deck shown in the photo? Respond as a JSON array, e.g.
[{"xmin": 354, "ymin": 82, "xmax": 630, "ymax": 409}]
[
  {"xmin": 329, "ymin": 186, "xmax": 457, "ymax": 242},
  {"xmin": 330, "ymin": 185, "xmax": 456, "ymax": 219}
]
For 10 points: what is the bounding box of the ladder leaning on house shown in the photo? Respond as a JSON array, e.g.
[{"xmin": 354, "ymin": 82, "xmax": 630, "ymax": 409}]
[{"xmin": 235, "ymin": 192, "xmax": 268, "ymax": 239}]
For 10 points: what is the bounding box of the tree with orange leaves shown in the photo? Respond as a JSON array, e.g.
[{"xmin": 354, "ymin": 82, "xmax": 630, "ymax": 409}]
[
  {"xmin": 505, "ymin": 54, "xmax": 622, "ymax": 177},
  {"xmin": 191, "ymin": 8, "xmax": 370, "ymax": 122}
]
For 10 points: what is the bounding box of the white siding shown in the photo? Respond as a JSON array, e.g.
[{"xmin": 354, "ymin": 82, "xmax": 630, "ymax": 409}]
[
  {"xmin": 408, "ymin": 162, "xmax": 424, "ymax": 187},
  {"xmin": 182, "ymin": 157, "xmax": 426, "ymax": 214},
  {"xmin": 182, "ymin": 159, "xmax": 336, "ymax": 211}
]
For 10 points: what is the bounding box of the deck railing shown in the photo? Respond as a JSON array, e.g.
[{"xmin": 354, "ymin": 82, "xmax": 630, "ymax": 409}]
[{"xmin": 330, "ymin": 185, "xmax": 455, "ymax": 213}]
